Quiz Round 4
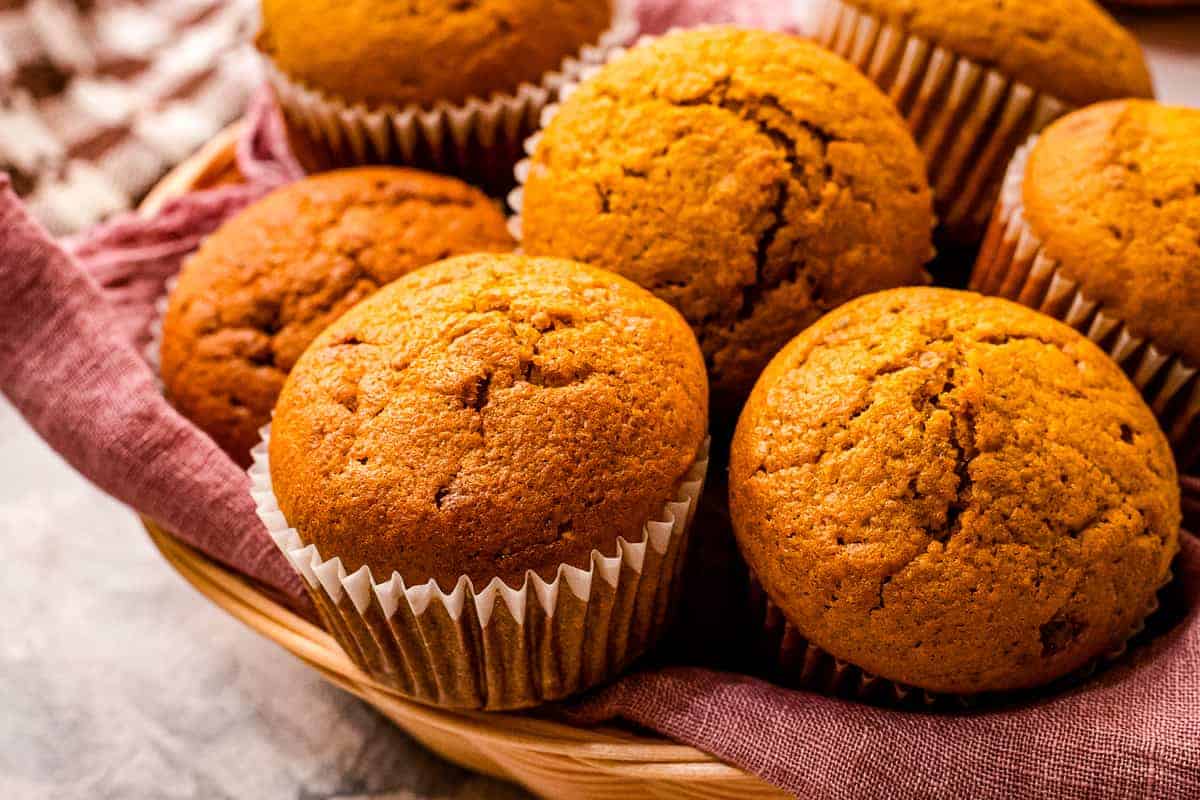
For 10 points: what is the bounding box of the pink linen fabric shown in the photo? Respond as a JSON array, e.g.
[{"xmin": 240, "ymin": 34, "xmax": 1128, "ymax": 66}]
[
  {"xmin": 637, "ymin": 0, "xmax": 802, "ymax": 33},
  {"xmin": 575, "ymin": 535, "xmax": 1200, "ymax": 799},
  {"xmin": 0, "ymin": 91, "xmax": 307, "ymax": 610},
  {"xmin": 1, "ymin": 2, "xmax": 1198, "ymax": 797}
]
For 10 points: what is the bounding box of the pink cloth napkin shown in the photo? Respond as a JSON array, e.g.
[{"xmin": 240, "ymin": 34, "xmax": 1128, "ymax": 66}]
[
  {"xmin": 0, "ymin": 90, "xmax": 308, "ymax": 610},
  {"xmin": 637, "ymin": 0, "xmax": 802, "ymax": 33},
  {"xmin": 577, "ymin": 535, "xmax": 1200, "ymax": 799},
  {"xmin": 1, "ymin": 3, "xmax": 1198, "ymax": 797}
]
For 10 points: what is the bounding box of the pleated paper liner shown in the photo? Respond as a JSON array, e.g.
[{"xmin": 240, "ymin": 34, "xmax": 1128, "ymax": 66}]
[
  {"xmin": 1184, "ymin": 476, "xmax": 1200, "ymax": 531},
  {"xmin": 264, "ymin": 3, "xmax": 637, "ymax": 196},
  {"xmin": 144, "ymin": 274, "xmax": 177, "ymax": 379},
  {"xmin": 971, "ymin": 141, "xmax": 1200, "ymax": 472},
  {"xmin": 747, "ymin": 564, "xmax": 1177, "ymax": 711},
  {"xmin": 250, "ymin": 427, "xmax": 710, "ymax": 711},
  {"xmin": 812, "ymin": 0, "xmax": 1069, "ymax": 242}
]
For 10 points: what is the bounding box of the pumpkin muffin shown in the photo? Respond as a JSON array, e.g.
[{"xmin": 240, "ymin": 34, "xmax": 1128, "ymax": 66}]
[
  {"xmin": 269, "ymin": 253, "xmax": 709, "ymax": 590},
  {"xmin": 837, "ymin": 0, "xmax": 1152, "ymax": 106},
  {"xmin": 161, "ymin": 167, "xmax": 514, "ymax": 466},
  {"xmin": 815, "ymin": 0, "xmax": 1153, "ymax": 241},
  {"xmin": 256, "ymin": 253, "xmax": 709, "ymax": 709},
  {"xmin": 520, "ymin": 27, "xmax": 935, "ymax": 413},
  {"xmin": 973, "ymin": 100, "xmax": 1200, "ymax": 470},
  {"xmin": 258, "ymin": 0, "xmax": 614, "ymax": 109},
  {"xmin": 730, "ymin": 287, "xmax": 1179, "ymax": 696},
  {"xmin": 258, "ymin": 0, "xmax": 621, "ymax": 190}
]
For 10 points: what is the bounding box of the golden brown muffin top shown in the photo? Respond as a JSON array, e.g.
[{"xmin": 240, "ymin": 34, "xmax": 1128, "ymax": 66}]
[
  {"xmin": 522, "ymin": 27, "xmax": 934, "ymax": 414},
  {"xmin": 845, "ymin": 0, "xmax": 1153, "ymax": 107},
  {"xmin": 257, "ymin": 0, "xmax": 613, "ymax": 108},
  {"xmin": 269, "ymin": 254, "xmax": 709, "ymax": 590},
  {"xmin": 1024, "ymin": 100, "xmax": 1200, "ymax": 366},
  {"xmin": 730, "ymin": 287, "xmax": 1179, "ymax": 694},
  {"xmin": 161, "ymin": 167, "xmax": 514, "ymax": 466}
]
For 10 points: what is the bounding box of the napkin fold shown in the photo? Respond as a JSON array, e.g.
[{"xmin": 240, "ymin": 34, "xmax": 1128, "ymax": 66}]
[
  {"xmin": 1, "ymin": 3, "xmax": 1198, "ymax": 798},
  {"xmin": 0, "ymin": 91, "xmax": 308, "ymax": 610}
]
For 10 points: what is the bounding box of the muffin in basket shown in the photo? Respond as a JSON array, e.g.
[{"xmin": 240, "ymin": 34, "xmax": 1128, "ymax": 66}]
[
  {"xmin": 252, "ymin": 253, "xmax": 710, "ymax": 710},
  {"xmin": 972, "ymin": 100, "xmax": 1200, "ymax": 472},
  {"xmin": 517, "ymin": 26, "xmax": 935, "ymax": 416},
  {"xmin": 258, "ymin": 0, "xmax": 630, "ymax": 191},
  {"xmin": 161, "ymin": 167, "xmax": 514, "ymax": 466},
  {"xmin": 729, "ymin": 287, "xmax": 1179, "ymax": 701},
  {"xmin": 813, "ymin": 0, "xmax": 1154, "ymax": 241}
]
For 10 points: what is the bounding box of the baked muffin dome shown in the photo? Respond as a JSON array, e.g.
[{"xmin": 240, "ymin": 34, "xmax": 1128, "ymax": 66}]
[
  {"xmin": 521, "ymin": 27, "xmax": 935, "ymax": 412},
  {"xmin": 161, "ymin": 168, "xmax": 514, "ymax": 465},
  {"xmin": 269, "ymin": 254, "xmax": 709, "ymax": 590},
  {"xmin": 1022, "ymin": 100, "xmax": 1200, "ymax": 367},
  {"xmin": 257, "ymin": 0, "xmax": 613, "ymax": 108},
  {"xmin": 843, "ymin": 0, "xmax": 1153, "ymax": 107},
  {"xmin": 730, "ymin": 287, "xmax": 1179, "ymax": 695}
]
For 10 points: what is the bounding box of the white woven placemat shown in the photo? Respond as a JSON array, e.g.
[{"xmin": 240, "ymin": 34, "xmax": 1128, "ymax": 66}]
[{"xmin": 0, "ymin": 0, "xmax": 259, "ymax": 234}]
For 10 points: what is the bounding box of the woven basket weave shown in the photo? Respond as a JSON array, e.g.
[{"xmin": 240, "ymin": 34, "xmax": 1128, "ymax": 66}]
[{"xmin": 139, "ymin": 128, "xmax": 785, "ymax": 800}]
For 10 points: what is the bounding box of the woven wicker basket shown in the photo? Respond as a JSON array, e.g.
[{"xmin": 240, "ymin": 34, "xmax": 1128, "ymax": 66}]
[{"xmin": 138, "ymin": 126, "xmax": 785, "ymax": 800}]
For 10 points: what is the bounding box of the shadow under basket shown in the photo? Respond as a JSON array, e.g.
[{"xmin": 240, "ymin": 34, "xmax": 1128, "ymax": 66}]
[{"xmin": 139, "ymin": 125, "xmax": 786, "ymax": 800}]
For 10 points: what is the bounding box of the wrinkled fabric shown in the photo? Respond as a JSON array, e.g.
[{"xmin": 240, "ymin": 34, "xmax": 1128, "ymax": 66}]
[
  {"xmin": 1, "ymin": 2, "xmax": 1198, "ymax": 797},
  {"xmin": 636, "ymin": 0, "xmax": 802, "ymax": 34},
  {"xmin": 0, "ymin": 90, "xmax": 307, "ymax": 610},
  {"xmin": 62, "ymin": 90, "xmax": 305, "ymax": 353},
  {"xmin": 574, "ymin": 535, "xmax": 1200, "ymax": 799}
]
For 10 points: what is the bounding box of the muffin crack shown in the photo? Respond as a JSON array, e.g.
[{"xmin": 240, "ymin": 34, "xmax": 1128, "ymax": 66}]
[
  {"xmin": 655, "ymin": 84, "xmax": 849, "ymax": 325},
  {"xmin": 940, "ymin": 390, "xmax": 978, "ymax": 542},
  {"xmin": 895, "ymin": 353, "xmax": 979, "ymax": 543}
]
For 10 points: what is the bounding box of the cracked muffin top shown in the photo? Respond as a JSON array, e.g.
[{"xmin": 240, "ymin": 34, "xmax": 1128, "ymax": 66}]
[
  {"xmin": 520, "ymin": 27, "xmax": 935, "ymax": 415},
  {"xmin": 845, "ymin": 0, "xmax": 1153, "ymax": 107},
  {"xmin": 161, "ymin": 167, "xmax": 514, "ymax": 466},
  {"xmin": 269, "ymin": 253, "xmax": 709, "ymax": 590},
  {"xmin": 257, "ymin": 0, "xmax": 613, "ymax": 108},
  {"xmin": 1024, "ymin": 100, "xmax": 1200, "ymax": 366},
  {"xmin": 729, "ymin": 287, "xmax": 1179, "ymax": 694}
]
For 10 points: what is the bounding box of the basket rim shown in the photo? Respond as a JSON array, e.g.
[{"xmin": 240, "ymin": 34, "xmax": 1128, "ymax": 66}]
[
  {"xmin": 140, "ymin": 123, "xmax": 245, "ymax": 215},
  {"xmin": 142, "ymin": 519, "xmax": 742, "ymax": 771}
]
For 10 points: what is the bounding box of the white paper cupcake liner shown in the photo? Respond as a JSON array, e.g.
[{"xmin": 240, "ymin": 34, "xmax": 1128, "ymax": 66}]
[
  {"xmin": 145, "ymin": 274, "xmax": 177, "ymax": 378},
  {"xmin": 265, "ymin": 3, "xmax": 637, "ymax": 191},
  {"xmin": 971, "ymin": 140, "xmax": 1200, "ymax": 472},
  {"xmin": 748, "ymin": 564, "xmax": 1172, "ymax": 709},
  {"xmin": 1183, "ymin": 477, "xmax": 1200, "ymax": 525},
  {"xmin": 812, "ymin": 0, "xmax": 1070, "ymax": 240},
  {"xmin": 250, "ymin": 426, "xmax": 709, "ymax": 710}
]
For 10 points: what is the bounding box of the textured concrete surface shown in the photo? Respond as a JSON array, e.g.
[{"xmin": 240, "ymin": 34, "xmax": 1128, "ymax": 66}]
[
  {"xmin": 1, "ymin": 9, "xmax": 1196, "ymax": 800},
  {"xmin": 0, "ymin": 400, "xmax": 531, "ymax": 800}
]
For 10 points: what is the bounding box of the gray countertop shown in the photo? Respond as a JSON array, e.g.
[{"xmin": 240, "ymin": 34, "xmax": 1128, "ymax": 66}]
[
  {"xmin": 2, "ymin": 11, "xmax": 1197, "ymax": 800},
  {"xmin": 0, "ymin": 399, "xmax": 530, "ymax": 800}
]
